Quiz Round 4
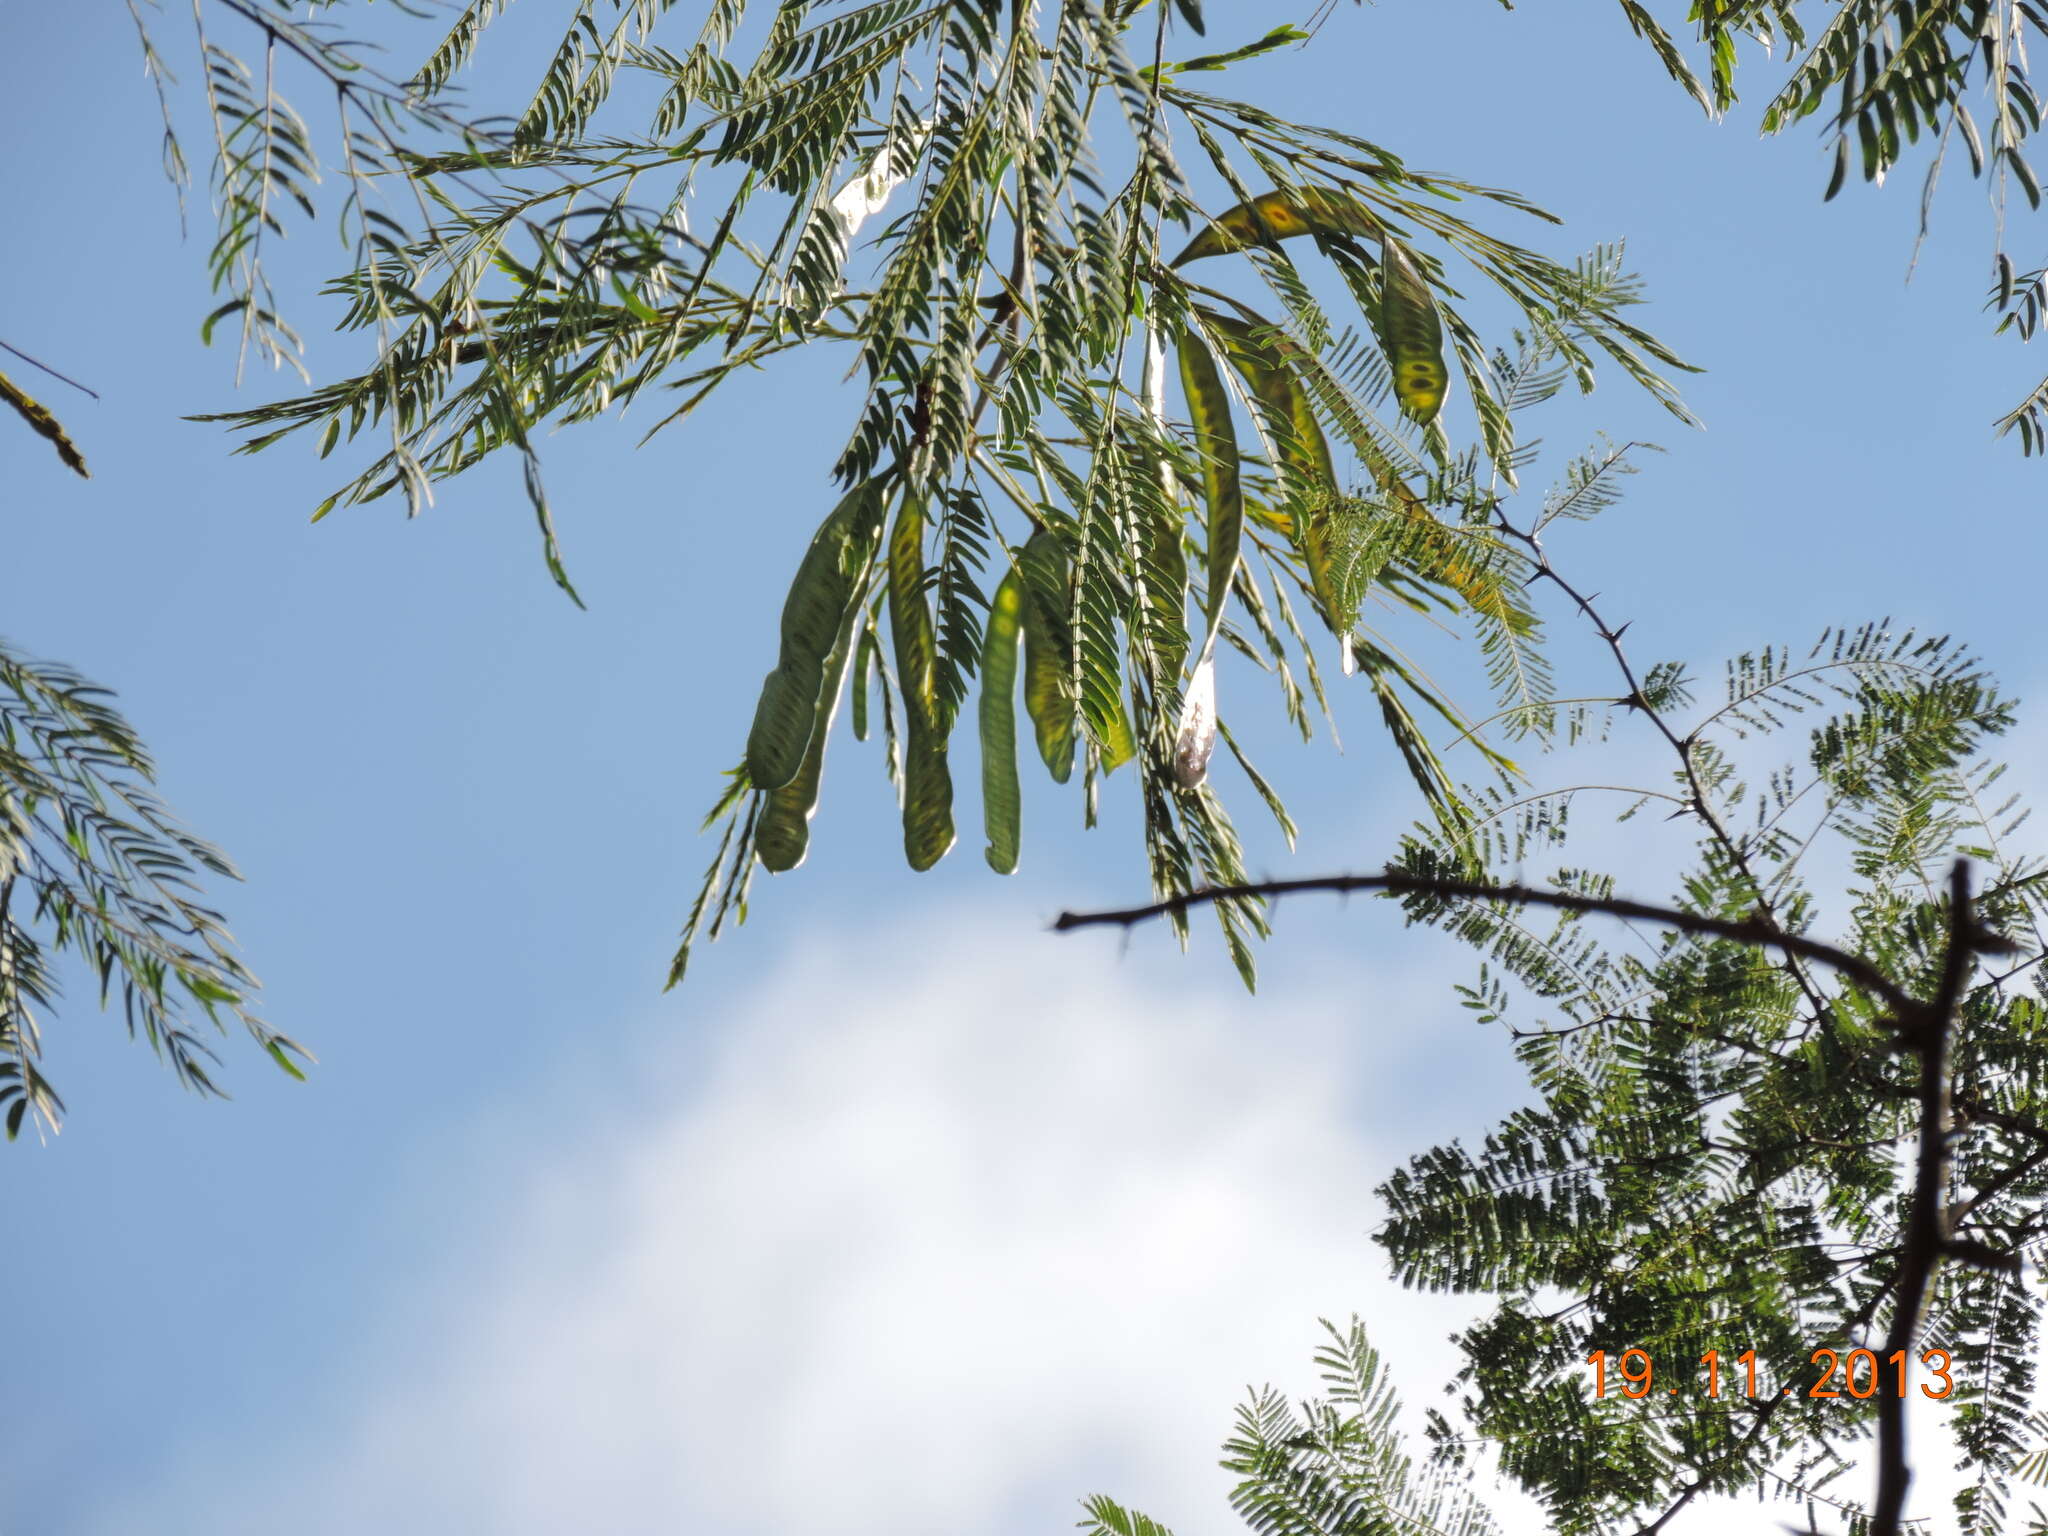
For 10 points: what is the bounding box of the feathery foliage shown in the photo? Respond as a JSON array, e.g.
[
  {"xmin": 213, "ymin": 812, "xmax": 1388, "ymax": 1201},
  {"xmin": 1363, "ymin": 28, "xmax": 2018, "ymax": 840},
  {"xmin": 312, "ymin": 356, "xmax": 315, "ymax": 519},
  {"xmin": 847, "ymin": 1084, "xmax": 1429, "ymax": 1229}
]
[
  {"xmin": 127, "ymin": 0, "xmax": 1707, "ymax": 988},
  {"xmin": 1610, "ymin": 1, "xmax": 2048, "ymax": 460},
  {"xmin": 1372, "ymin": 474, "xmax": 2048, "ymax": 1530},
  {"xmin": 0, "ymin": 640, "xmax": 308, "ymax": 1140},
  {"xmin": 1058, "ymin": 412, "xmax": 2048, "ymax": 1529},
  {"xmin": 1081, "ymin": 1317, "xmax": 1505, "ymax": 1536}
]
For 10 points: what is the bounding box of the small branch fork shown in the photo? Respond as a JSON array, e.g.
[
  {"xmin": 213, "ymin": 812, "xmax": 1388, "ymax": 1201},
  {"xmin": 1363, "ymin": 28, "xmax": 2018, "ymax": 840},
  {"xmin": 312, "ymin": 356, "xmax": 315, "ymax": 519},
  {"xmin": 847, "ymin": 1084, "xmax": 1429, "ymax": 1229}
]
[{"xmin": 1054, "ymin": 857, "xmax": 2015, "ymax": 1536}]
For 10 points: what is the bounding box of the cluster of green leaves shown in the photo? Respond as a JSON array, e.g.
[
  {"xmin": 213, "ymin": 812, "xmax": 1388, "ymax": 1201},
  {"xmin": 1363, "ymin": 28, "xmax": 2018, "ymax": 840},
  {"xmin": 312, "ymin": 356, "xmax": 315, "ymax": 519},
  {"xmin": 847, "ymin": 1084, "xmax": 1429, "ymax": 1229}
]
[
  {"xmin": 145, "ymin": 0, "xmax": 1695, "ymax": 987},
  {"xmin": 1614, "ymin": 1, "xmax": 2048, "ymax": 456},
  {"xmin": 1047, "ymin": 314, "xmax": 2048, "ymax": 1528},
  {"xmin": 1368, "ymin": 521, "xmax": 2048, "ymax": 1526},
  {"xmin": 1083, "ymin": 1317, "xmax": 1505, "ymax": 1536},
  {"xmin": 0, "ymin": 2, "xmax": 362, "ymax": 1133},
  {"xmin": 1054, "ymin": 392, "xmax": 2048, "ymax": 1528},
  {"xmin": 0, "ymin": 641, "xmax": 309, "ymax": 1139},
  {"xmin": 125, "ymin": 0, "xmax": 502, "ymax": 384},
  {"xmin": 86, "ymin": 1, "xmax": 2048, "ymax": 1516}
]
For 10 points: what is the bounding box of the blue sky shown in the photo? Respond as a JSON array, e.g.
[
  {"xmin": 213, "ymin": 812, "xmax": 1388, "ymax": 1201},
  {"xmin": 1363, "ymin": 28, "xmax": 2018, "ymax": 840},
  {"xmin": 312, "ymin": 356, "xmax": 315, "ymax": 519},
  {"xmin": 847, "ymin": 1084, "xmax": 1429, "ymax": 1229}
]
[{"xmin": 1, "ymin": 3, "xmax": 2041, "ymax": 1532}]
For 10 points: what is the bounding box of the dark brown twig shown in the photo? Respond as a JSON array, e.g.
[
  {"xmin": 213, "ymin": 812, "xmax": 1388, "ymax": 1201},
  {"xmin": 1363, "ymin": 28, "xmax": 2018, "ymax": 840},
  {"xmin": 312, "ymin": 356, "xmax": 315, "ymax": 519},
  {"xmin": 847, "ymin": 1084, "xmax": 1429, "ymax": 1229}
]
[
  {"xmin": 1053, "ymin": 868, "xmax": 1917, "ymax": 1014},
  {"xmin": 1490, "ymin": 494, "xmax": 1838, "ymax": 1028},
  {"xmin": 0, "ymin": 341, "xmax": 98, "ymax": 400}
]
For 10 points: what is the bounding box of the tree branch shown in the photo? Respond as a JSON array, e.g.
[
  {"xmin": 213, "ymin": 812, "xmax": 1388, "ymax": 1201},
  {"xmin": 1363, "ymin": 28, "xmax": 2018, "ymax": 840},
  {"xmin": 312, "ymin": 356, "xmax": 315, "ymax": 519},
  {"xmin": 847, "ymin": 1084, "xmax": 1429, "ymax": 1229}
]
[
  {"xmin": 1871, "ymin": 859, "xmax": 1977, "ymax": 1536},
  {"xmin": 1491, "ymin": 500, "xmax": 1839, "ymax": 1026},
  {"xmin": 1058, "ymin": 859, "xmax": 2020, "ymax": 1532},
  {"xmin": 1053, "ymin": 868, "xmax": 1917, "ymax": 1013}
]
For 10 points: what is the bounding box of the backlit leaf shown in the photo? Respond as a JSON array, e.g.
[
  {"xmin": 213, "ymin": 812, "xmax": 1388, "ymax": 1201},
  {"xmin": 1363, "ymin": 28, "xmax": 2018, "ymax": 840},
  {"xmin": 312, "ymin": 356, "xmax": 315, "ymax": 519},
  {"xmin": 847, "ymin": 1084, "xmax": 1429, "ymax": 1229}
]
[
  {"xmin": 757, "ymin": 586, "xmax": 866, "ymax": 873},
  {"xmin": 1175, "ymin": 326, "xmax": 1244, "ymax": 651},
  {"xmin": 1019, "ymin": 531, "xmax": 1078, "ymax": 785}
]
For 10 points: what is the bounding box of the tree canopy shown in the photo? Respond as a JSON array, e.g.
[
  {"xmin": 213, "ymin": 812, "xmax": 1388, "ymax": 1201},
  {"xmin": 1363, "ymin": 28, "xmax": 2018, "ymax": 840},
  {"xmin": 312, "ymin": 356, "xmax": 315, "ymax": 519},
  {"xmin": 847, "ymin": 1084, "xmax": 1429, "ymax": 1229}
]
[
  {"xmin": 101, "ymin": 0, "xmax": 2044, "ymax": 983},
  {"xmin": 0, "ymin": 3, "xmax": 2019, "ymax": 1005},
  {"xmin": 9, "ymin": 3, "xmax": 2048, "ymax": 1528},
  {"xmin": 111, "ymin": 0, "xmax": 1706, "ymax": 989},
  {"xmin": 1056, "ymin": 396, "xmax": 2048, "ymax": 1533}
]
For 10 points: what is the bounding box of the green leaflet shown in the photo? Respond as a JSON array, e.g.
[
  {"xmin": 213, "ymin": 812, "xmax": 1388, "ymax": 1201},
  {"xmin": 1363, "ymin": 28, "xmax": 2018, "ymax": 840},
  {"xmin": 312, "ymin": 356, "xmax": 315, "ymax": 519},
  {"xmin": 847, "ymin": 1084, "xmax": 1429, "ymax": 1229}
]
[
  {"xmin": 1018, "ymin": 531, "xmax": 1078, "ymax": 784},
  {"xmin": 1175, "ymin": 326, "xmax": 1243, "ymax": 650},
  {"xmin": 979, "ymin": 567, "xmax": 1025, "ymax": 874},
  {"xmin": 888, "ymin": 495, "xmax": 956, "ymax": 871},
  {"xmin": 745, "ymin": 482, "xmax": 883, "ymax": 790},
  {"xmin": 756, "ymin": 586, "xmax": 865, "ymax": 873},
  {"xmin": 1378, "ymin": 237, "xmax": 1448, "ymax": 426},
  {"xmin": 1170, "ymin": 186, "xmax": 1384, "ymax": 266},
  {"xmin": 1152, "ymin": 23, "xmax": 1308, "ymax": 78},
  {"xmin": 1099, "ymin": 693, "xmax": 1138, "ymax": 771}
]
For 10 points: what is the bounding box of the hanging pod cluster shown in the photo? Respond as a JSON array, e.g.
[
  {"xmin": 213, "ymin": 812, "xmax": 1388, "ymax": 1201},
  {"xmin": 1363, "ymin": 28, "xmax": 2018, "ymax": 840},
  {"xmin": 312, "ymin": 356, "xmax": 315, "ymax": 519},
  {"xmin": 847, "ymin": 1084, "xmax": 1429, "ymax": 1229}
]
[
  {"xmin": 742, "ymin": 477, "xmax": 968, "ymax": 875},
  {"xmin": 1181, "ymin": 308, "xmax": 1363, "ymax": 661},
  {"xmin": 746, "ymin": 480, "xmax": 887, "ymax": 873},
  {"xmin": 745, "ymin": 482, "xmax": 1130, "ymax": 879},
  {"xmin": 741, "ymin": 182, "xmax": 1456, "ymax": 880}
]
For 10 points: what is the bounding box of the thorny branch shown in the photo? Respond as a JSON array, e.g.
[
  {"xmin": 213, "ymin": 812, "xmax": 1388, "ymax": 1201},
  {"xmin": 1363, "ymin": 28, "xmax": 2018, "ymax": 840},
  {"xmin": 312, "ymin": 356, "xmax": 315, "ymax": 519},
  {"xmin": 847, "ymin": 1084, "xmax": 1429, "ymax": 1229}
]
[
  {"xmin": 1491, "ymin": 477, "xmax": 1840, "ymax": 1028},
  {"xmin": 1054, "ymin": 857, "xmax": 2014, "ymax": 1535},
  {"xmin": 1054, "ymin": 869, "xmax": 1922, "ymax": 1011}
]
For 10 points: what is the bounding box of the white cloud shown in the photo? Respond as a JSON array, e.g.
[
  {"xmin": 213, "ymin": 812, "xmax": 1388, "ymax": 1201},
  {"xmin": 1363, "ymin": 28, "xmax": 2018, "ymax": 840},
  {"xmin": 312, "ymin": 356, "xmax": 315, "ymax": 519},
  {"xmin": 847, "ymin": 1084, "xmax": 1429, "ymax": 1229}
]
[
  {"xmin": 87, "ymin": 911, "xmax": 1548, "ymax": 1536},
  {"xmin": 81, "ymin": 904, "xmax": 1983, "ymax": 1536}
]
